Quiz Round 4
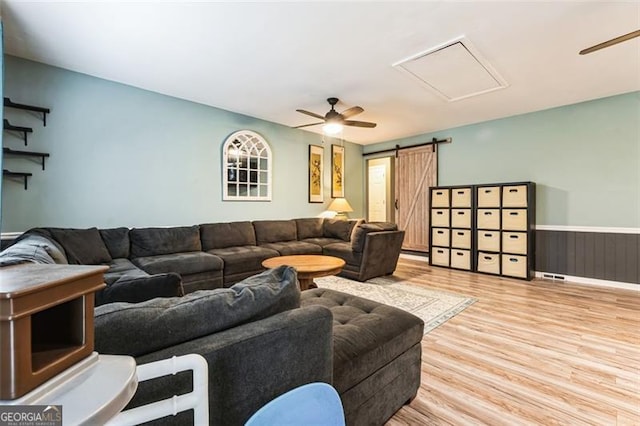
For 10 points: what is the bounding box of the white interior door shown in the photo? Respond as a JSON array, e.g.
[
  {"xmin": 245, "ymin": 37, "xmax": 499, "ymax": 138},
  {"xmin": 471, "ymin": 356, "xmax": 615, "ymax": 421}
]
[{"xmin": 368, "ymin": 164, "xmax": 387, "ymax": 222}]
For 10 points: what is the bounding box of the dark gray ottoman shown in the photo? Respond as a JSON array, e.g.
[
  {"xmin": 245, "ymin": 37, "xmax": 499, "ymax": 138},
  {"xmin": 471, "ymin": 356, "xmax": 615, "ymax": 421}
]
[{"xmin": 301, "ymin": 288, "xmax": 424, "ymax": 426}]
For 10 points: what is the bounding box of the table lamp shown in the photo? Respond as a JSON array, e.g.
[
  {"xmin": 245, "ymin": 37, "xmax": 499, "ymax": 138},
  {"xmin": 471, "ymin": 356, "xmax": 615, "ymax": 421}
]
[{"xmin": 328, "ymin": 198, "xmax": 354, "ymax": 220}]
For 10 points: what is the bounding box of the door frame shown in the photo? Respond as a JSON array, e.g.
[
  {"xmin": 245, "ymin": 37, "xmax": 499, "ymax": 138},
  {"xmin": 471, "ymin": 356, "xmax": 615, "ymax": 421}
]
[{"xmin": 365, "ymin": 157, "xmax": 394, "ymax": 223}]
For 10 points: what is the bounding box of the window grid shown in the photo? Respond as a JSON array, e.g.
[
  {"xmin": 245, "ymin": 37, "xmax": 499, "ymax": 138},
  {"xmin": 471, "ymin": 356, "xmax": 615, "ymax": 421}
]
[{"xmin": 223, "ymin": 131, "xmax": 272, "ymax": 201}]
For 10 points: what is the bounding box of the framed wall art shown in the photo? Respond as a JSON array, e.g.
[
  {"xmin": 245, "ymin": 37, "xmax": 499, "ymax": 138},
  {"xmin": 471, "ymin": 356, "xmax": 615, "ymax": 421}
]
[
  {"xmin": 331, "ymin": 144, "xmax": 345, "ymax": 198},
  {"xmin": 308, "ymin": 145, "xmax": 324, "ymax": 203}
]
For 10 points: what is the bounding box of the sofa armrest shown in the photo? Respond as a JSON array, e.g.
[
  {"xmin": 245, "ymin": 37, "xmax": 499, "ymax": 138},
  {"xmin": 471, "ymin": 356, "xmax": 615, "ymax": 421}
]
[
  {"xmin": 128, "ymin": 304, "xmax": 333, "ymax": 425},
  {"xmin": 358, "ymin": 230, "xmax": 405, "ymax": 281}
]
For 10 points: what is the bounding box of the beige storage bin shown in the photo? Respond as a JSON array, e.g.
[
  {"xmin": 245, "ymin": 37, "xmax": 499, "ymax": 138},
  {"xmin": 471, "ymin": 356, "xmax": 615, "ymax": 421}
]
[
  {"xmin": 477, "ymin": 186, "xmax": 500, "ymax": 207},
  {"xmin": 431, "ymin": 228, "xmax": 450, "ymax": 247},
  {"xmin": 451, "ymin": 187, "xmax": 472, "ymax": 207},
  {"xmin": 477, "ymin": 209, "xmax": 500, "ymax": 229},
  {"xmin": 431, "ymin": 248, "xmax": 450, "ymax": 267},
  {"xmin": 501, "ymin": 254, "xmax": 528, "ymax": 278},
  {"xmin": 477, "ymin": 252, "xmax": 500, "ymax": 274},
  {"xmin": 502, "ymin": 185, "xmax": 528, "ymax": 207},
  {"xmin": 502, "ymin": 232, "xmax": 528, "ymax": 254},
  {"xmin": 477, "ymin": 230, "xmax": 500, "ymax": 252},
  {"xmin": 502, "ymin": 209, "xmax": 527, "ymax": 231},
  {"xmin": 431, "ymin": 188, "xmax": 450, "ymax": 207},
  {"xmin": 431, "ymin": 209, "xmax": 449, "ymax": 227},
  {"xmin": 450, "ymin": 249, "xmax": 471, "ymax": 270},
  {"xmin": 451, "ymin": 209, "xmax": 471, "ymax": 228},
  {"xmin": 451, "ymin": 229, "xmax": 471, "ymax": 249}
]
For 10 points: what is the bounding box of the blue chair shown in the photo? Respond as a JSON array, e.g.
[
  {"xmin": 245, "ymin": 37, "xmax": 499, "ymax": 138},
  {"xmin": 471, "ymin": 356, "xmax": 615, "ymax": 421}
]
[{"xmin": 245, "ymin": 382, "xmax": 345, "ymax": 426}]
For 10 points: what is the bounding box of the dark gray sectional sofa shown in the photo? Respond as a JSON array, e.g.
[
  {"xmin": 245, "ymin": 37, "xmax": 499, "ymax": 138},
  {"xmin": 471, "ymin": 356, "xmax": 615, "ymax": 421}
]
[
  {"xmin": 1, "ymin": 218, "xmax": 405, "ymax": 303},
  {"xmin": 0, "ymin": 218, "xmax": 417, "ymax": 425},
  {"xmin": 93, "ymin": 266, "xmax": 424, "ymax": 426}
]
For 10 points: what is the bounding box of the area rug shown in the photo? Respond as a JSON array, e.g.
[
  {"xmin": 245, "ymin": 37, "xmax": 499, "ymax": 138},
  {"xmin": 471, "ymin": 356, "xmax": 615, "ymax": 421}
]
[{"xmin": 315, "ymin": 275, "xmax": 476, "ymax": 334}]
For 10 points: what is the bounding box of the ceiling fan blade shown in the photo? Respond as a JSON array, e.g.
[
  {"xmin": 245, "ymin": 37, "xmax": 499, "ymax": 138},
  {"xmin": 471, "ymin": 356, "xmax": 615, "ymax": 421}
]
[
  {"xmin": 344, "ymin": 120, "xmax": 377, "ymax": 128},
  {"xmin": 296, "ymin": 109, "xmax": 325, "ymax": 120},
  {"xmin": 340, "ymin": 106, "xmax": 364, "ymax": 119},
  {"xmin": 293, "ymin": 122, "xmax": 324, "ymax": 129},
  {"xmin": 579, "ymin": 29, "xmax": 640, "ymax": 55}
]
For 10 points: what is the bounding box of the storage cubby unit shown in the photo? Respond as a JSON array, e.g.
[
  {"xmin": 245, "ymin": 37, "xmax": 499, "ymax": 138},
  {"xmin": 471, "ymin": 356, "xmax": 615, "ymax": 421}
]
[
  {"xmin": 0, "ymin": 264, "xmax": 106, "ymax": 399},
  {"xmin": 429, "ymin": 181, "xmax": 535, "ymax": 280},
  {"xmin": 428, "ymin": 185, "xmax": 474, "ymax": 271}
]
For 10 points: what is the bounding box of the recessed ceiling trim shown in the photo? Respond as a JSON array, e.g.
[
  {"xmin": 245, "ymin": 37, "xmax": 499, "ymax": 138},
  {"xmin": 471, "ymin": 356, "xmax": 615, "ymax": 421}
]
[{"xmin": 392, "ymin": 35, "xmax": 509, "ymax": 102}]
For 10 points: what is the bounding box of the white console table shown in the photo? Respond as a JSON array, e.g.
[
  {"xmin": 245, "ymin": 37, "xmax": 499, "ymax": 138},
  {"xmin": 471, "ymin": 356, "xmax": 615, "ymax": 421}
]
[{"xmin": 0, "ymin": 352, "xmax": 138, "ymax": 425}]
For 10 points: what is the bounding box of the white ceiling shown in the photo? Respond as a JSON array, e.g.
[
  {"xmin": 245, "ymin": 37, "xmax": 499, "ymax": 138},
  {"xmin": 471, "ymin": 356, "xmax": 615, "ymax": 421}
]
[{"xmin": 2, "ymin": 1, "xmax": 639, "ymax": 145}]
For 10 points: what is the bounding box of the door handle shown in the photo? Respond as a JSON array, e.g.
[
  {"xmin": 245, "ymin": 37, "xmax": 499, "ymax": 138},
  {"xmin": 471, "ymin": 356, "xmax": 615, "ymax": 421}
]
[{"xmin": 395, "ymin": 199, "xmax": 399, "ymax": 210}]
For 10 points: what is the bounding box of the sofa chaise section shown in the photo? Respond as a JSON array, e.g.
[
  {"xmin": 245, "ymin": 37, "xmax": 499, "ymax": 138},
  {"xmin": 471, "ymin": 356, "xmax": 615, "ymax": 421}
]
[{"xmin": 302, "ymin": 288, "xmax": 424, "ymax": 426}]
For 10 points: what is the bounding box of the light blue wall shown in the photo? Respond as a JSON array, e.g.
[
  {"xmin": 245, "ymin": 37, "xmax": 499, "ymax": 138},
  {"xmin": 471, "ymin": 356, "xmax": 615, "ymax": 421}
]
[
  {"xmin": 364, "ymin": 92, "xmax": 640, "ymax": 227},
  {"xmin": 1, "ymin": 56, "xmax": 363, "ymax": 232}
]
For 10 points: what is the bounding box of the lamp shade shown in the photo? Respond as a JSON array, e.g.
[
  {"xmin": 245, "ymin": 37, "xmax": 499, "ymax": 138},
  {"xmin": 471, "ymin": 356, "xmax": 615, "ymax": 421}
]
[
  {"xmin": 323, "ymin": 122, "xmax": 343, "ymax": 135},
  {"xmin": 327, "ymin": 198, "xmax": 353, "ymax": 213}
]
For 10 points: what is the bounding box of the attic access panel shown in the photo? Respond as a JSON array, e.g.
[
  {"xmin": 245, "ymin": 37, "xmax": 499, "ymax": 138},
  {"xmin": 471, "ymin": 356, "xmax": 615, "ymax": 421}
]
[{"xmin": 393, "ymin": 36, "xmax": 508, "ymax": 101}]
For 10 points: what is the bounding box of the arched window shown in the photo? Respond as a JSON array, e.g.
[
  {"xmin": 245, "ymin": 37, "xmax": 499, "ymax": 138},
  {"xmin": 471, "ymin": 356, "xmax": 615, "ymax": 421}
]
[{"xmin": 222, "ymin": 130, "xmax": 272, "ymax": 201}]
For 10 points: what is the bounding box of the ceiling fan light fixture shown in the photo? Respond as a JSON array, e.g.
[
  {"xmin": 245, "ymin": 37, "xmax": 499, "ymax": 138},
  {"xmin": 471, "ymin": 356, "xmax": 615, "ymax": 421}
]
[{"xmin": 323, "ymin": 122, "xmax": 343, "ymax": 135}]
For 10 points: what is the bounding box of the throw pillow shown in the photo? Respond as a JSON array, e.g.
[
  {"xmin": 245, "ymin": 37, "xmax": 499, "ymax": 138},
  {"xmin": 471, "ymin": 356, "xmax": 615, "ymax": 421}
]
[
  {"xmin": 94, "ymin": 266, "xmax": 300, "ymax": 357},
  {"xmin": 323, "ymin": 219, "xmax": 358, "ymax": 241},
  {"xmin": 95, "ymin": 273, "xmax": 184, "ymax": 306},
  {"xmin": 129, "ymin": 226, "xmax": 201, "ymax": 257},
  {"xmin": 49, "ymin": 228, "xmax": 112, "ymax": 265},
  {"xmin": 295, "ymin": 218, "xmax": 324, "ymax": 239}
]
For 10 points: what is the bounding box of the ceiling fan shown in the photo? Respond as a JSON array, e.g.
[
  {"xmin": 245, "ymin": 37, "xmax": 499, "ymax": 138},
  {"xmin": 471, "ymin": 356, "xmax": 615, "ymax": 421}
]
[
  {"xmin": 294, "ymin": 97, "xmax": 377, "ymax": 134},
  {"xmin": 579, "ymin": 29, "xmax": 640, "ymax": 55}
]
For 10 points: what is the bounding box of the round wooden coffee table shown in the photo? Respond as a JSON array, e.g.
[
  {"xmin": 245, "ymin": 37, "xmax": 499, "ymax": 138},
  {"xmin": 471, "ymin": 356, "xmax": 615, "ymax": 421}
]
[{"xmin": 262, "ymin": 255, "xmax": 346, "ymax": 291}]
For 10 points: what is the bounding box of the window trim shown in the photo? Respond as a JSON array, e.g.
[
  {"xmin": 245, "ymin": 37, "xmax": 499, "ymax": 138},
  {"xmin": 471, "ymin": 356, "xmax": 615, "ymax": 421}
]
[{"xmin": 222, "ymin": 130, "xmax": 272, "ymax": 201}]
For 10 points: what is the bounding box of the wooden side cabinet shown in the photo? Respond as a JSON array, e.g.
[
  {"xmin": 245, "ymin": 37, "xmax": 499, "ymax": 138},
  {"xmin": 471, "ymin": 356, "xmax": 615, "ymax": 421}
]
[
  {"xmin": 0, "ymin": 264, "xmax": 107, "ymax": 399},
  {"xmin": 429, "ymin": 181, "xmax": 535, "ymax": 280}
]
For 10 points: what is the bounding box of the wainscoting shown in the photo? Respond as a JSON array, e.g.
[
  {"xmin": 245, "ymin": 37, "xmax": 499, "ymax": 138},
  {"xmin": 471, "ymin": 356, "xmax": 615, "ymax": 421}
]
[{"xmin": 536, "ymin": 227, "xmax": 639, "ymax": 285}]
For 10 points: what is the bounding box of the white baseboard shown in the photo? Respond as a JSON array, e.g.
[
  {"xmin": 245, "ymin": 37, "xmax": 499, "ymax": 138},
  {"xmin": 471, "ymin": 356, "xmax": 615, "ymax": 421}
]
[
  {"xmin": 535, "ymin": 271, "xmax": 639, "ymax": 291},
  {"xmin": 400, "ymin": 253, "xmax": 428, "ymax": 262},
  {"xmin": 1, "ymin": 232, "xmax": 23, "ymax": 240},
  {"xmin": 535, "ymin": 225, "xmax": 639, "ymax": 234}
]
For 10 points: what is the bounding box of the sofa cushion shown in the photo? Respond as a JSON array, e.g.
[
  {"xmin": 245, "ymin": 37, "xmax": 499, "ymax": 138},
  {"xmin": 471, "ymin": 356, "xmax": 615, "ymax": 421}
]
[
  {"xmin": 300, "ymin": 237, "xmax": 345, "ymax": 247},
  {"xmin": 260, "ymin": 241, "xmax": 322, "ymax": 256},
  {"xmin": 100, "ymin": 227, "xmax": 130, "ymax": 259},
  {"xmin": 132, "ymin": 252, "xmax": 223, "ymax": 276},
  {"xmin": 104, "ymin": 258, "xmax": 149, "ymax": 285},
  {"xmin": 323, "ymin": 219, "xmax": 358, "ymax": 242},
  {"xmin": 207, "ymin": 245, "xmax": 279, "ymax": 276},
  {"xmin": 323, "ymin": 242, "xmax": 362, "ymax": 266},
  {"xmin": 95, "ymin": 273, "xmax": 183, "ymax": 306},
  {"xmin": 49, "ymin": 227, "xmax": 112, "ymax": 265},
  {"xmin": 130, "ymin": 226, "xmax": 201, "ymax": 257},
  {"xmin": 200, "ymin": 221, "xmax": 256, "ymax": 250},
  {"xmin": 295, "ymin": 218, "xmax": 324, "ymax": 240},
  {"xmin": 301, "ymin": 288, "xmax": 424, "ymax": 393},
  {"xmin": 94, "ymin": 266, "xmax": 301, "ymax": 357},
  {"xmin": 253, "ymin": 220, "xmax": 297, "ymax": 244}
]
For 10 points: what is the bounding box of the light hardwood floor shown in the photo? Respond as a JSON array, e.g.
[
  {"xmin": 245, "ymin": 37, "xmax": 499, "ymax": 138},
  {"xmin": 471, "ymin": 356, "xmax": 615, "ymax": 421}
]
[{"xmin": 386, "ymin": 257, "xmax": 640, "ymax": 425}]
